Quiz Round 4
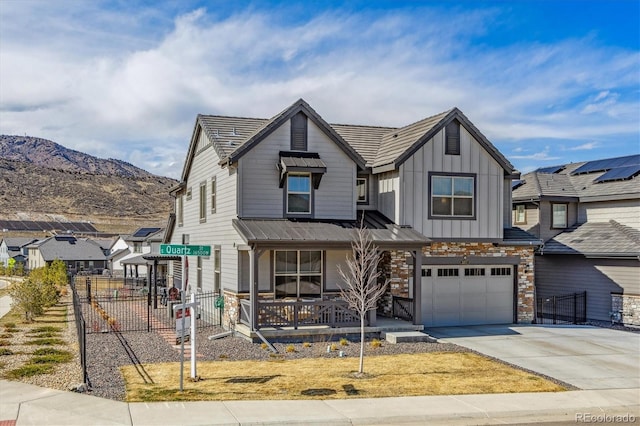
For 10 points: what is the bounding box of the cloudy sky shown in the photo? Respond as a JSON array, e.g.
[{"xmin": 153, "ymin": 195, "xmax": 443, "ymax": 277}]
[{"xmin": 1, "ymin": 0, "xmax": 638, "ymax": 178}]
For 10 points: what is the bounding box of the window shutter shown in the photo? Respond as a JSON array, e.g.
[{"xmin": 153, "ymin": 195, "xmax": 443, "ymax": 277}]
[
  {"xmin": 445, "ymin": 120, "xmax": 460, "ymax": 155},
  {"xmin": 291, "ymin": 112, "xmax": 307, "ymax": 151}
]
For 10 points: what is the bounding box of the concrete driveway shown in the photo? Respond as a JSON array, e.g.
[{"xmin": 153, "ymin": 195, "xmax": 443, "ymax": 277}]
[{"xmin": 426, "ymin": 324, "xmax": 640, "ymax": 390}]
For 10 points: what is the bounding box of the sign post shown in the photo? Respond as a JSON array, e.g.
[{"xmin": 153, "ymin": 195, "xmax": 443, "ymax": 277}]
[{"xmin": 164, "ymin": 244, "xmax": 210, "ymax": 391}]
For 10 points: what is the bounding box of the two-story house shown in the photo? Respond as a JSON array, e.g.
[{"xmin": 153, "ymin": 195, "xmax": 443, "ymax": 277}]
[
  {"xmin": 109, "ymin": 227, "xmax": 163, "ymax": 278},
  {"xmin": 165, "ymin": 99, "xmax": 539, "ymax": 337},
  {"xmin": 512, "ymin": 155, "xmax": 640, "ymax": 325}
]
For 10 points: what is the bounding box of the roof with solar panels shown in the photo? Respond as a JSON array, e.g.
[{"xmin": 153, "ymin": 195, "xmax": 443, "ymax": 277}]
[{"xmin": 512, "ymin": 154, "xmax": 640, "ymax": 202}]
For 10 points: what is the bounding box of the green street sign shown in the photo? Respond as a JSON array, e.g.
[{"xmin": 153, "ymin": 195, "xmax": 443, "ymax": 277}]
[{"xmin": 160, "ymin": 244, "xmax": 211, "ymax": 257}]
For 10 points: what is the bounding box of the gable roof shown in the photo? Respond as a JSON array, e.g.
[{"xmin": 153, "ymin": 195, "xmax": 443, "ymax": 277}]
[
  {"xmin": 177, "ymin": 100, "xmax": 517, "ymax": 184},
  {"xmin": 513, "ymin": 154, "xmax": 640, "ymax": 202},
  {"xmin": 541, "ymin": 220, "xmax": 640, "ymax": 257},
  {"xmin": 35, "ymin": 236, "xmax": 107, "ymax": 262}
]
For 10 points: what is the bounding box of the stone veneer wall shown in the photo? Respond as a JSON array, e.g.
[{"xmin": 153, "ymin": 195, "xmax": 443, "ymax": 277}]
[
  {"xmin": 611, "ymin": 294, "xmax": 640, "ymax": 326},
  {"xmin": 380, "ymin": 242, "xmax": 536, "ymax": 324},
  {"xmin": 221, "ymin": 290, "xmax": 243, "ymax": 329}
]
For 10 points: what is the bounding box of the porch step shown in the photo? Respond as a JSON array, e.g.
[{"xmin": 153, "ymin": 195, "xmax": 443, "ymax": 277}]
[{"xmin": 381, "ymin": 331, "xmax": 437, "ymax": 344}]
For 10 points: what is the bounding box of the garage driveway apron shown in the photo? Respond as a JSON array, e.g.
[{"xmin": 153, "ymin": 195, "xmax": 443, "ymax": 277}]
[{"xmin": 426, "ymin": 324, "xmax": 640, "ymax": 390}]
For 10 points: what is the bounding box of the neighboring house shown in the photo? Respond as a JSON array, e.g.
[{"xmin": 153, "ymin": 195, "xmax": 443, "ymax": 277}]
[
  {"xmin": 109, "ymin": 227, "xmax": 162, "ymax": 277},
  {"xmin": 0, "ymin": 237, "xmax": 38, "ymax": 269},
  {"xmin": 512, "ymin": 155, "xmax": 640, "ymax": 325},
  {"xmin": 27, "ymin": 235, "xmax": 107, "ymax": 275},
  {"xmin": 165, "ymin": 99, "xmax": 539, "ymax": 337}
]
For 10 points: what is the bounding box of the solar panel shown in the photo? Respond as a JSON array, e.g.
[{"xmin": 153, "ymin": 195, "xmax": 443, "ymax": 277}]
[
  {"xmin": 536, "ymin": 165, "xmax": 565, "ymax": 174},
  {"xmin": 132, "ymin": 227, "xmax": 161, "ymax": 237},
  {"xmin": 594, "ymin": 165, "xmax": 640, "ymax": 183},
  {"xmin": 512, "ymin": 180, "xmax": 525, "ymax": 189},
  {"xmin": 572, "ymin": 154, "xmax": 640, "ymax": 175}
]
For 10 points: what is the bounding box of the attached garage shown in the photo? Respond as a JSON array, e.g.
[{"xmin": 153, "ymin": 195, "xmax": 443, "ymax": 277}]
[{"xmin": 421, "ymin": 265, "xmax": 515, "ymax": 327}]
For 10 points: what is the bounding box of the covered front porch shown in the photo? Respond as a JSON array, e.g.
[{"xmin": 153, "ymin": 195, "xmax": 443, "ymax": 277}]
[{"xmin": 230, "ymin": 211, "xmax": 430, "ymax": 338}]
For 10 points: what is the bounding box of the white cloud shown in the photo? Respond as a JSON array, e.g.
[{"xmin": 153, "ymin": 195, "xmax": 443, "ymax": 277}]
[
  {"xmin": 510, "ymin": 146, "xmax": 562, "ymax": 161},
  {"xmin": 565, "ymin": 142, "xmax": 600, "ymax": 151},
  {"xmin": 0, "ymin": 3, "xmax": 638, "ymax": 178}
]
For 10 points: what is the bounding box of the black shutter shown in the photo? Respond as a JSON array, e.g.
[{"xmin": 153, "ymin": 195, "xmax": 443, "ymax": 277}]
[
  {"xmin": 445, "ymin": 120, "xmax": 460, "ymax": 155},
  {"xmin": 291, "ymin": 112, "xmax": 307, "ymax": 151}
]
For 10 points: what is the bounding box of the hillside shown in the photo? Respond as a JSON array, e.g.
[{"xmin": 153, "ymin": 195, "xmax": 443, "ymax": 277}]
[{"xmin": 0, "ymin": 135, "xmax": 178, "ymax": 234}]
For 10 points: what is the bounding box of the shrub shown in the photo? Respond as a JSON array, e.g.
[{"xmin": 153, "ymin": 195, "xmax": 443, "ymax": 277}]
[
  {"xmin": 370, "ymin": 338, "xmax": 382, "ymax": 348},
  {"xmin": 0, "ymin": 348, "xmax": 13, "ymax": 356},
  {"xmin": 340, "ymin": 338, "xmax": 349, "ymax": 346},
  {"xmin": 285, "ymin": 344, "xmax": 296, "ymax": 353},
  {"xmin": 302, "ymin": 342, "xmax": 311, "ymax": 348}
]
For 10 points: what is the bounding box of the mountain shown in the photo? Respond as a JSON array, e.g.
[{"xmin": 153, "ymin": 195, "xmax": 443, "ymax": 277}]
[
  {"xmin": 0, "ymin": 135, "xmax": 156, "ymax": 178},
  {"xmin": 0, "ymin": 135, "xmax": 178, "ymax": 234}
]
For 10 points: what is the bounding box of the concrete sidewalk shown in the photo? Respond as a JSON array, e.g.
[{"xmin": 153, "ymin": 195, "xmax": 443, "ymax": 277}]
[{"xmin": 1, "ymin": 380, "xmax": 638, "ymax": 425}]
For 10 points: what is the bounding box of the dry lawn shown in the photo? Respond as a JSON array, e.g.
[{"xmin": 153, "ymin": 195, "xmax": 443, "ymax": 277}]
[{"xmin": 121, "ymin": 352, "xmax": 565, "ymax": 402}]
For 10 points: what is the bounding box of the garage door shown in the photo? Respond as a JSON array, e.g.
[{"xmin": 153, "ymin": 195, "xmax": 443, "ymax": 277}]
[{"xmin": 421, "ymin": 265, "xmax": 514, "ymax": 327}]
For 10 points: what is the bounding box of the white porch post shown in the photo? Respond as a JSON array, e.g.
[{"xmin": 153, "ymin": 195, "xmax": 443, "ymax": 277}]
[
  {"xmin": 412, "ymin": 249, "xmax": 422, "ymax": 325},
  {"xmin": 249, "ymin": 248, "xmax": 257, "ymax": 331}
]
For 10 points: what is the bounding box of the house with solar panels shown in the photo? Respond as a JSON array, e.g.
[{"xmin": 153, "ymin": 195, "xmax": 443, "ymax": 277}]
[
  {"xmin": 108, "ymin": 227, "xmax": 164, "ymax": 280},
  {"xmin": 27, "ymin": 235, "xmax": 107, "ymax": 275},
  {"xmin": 512, "ymin": 154, "xmax": 640, "ymax": 325},
  {"xmin": 164, "ymin": 99, "xmax": 541, "ymax": 339}
]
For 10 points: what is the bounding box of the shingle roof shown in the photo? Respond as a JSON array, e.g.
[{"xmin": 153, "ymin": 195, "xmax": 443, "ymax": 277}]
[
  {"xmin": 37, "ymin": 237, "xmax": 107, "ymax": 262},
  {"xmin": 502, "ymin": 227, "xmax": 543, "ymax": 246},
  {"xmin": 513, "ymin": 155, "xmax": 640, "ymax": 202},
  {"xmin": 190, "ymin": 100, "xmax": 516, "ymax": 175},
  {"xmin": 541, "ymin": 220, "xmax": 640, "ymax": 257}
]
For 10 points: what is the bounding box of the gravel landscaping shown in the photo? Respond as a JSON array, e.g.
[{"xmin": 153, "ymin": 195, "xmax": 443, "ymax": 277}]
[{"xmin": 85, "ymin": 326, "xmax": 469, "ymax": 401}]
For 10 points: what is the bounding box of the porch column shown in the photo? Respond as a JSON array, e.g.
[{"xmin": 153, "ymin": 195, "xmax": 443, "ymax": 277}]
[
  {"xmin": 250, "ymin": 248, "xmax": 258, "ymax": 331},
  {"xmin": 412, "ymin": 249, "xmax": 422, "ymax": 325}
]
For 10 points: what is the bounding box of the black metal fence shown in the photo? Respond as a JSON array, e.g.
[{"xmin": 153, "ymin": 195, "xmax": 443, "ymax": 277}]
[
  {"xmin": 392, "ymin": 296, "xmax": 414, "ymax": 322},
  {"xmin": 70, "ymin": 287, "xmax": 88, "ymax": 386},
  {"xmin": 71, "ymin": 277, "xmax": 222, "ymax": 334},
  {"xmin": 536, "ymin": 291, "xmax": 587, "ymax": 325}
]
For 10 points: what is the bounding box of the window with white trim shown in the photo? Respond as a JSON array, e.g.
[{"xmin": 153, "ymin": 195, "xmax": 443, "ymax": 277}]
[
  {"xmin": 287, "ymin": 173, "xmax": 311, "ymax": 214},
  {"xmin": 274, "ymin": 250, "xmax": 322, "ymax": 298},
  {"xmin": 515, "ymin": 204, "xmax": 526, "ymax": 224},
  {"xmin": 552, "ymin": 203, "xmax": 568, "ymax": 228},
  {"xmin": 431, "ymin": 174, "xmax": 475, "ymax": 218},
  {"xmin": 210, "ymin": 176, "xmax": 217, "ymax": 214},
  {"xmin": 177, "ymin": 195, "xmax": 184, "ymax": 227},
  {"xmin": 199, "ymin": 181, "xmax": 206, "ymax": 222}
]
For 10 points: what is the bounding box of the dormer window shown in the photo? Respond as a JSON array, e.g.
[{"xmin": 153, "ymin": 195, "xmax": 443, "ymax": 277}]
[
  {"xmin": 445, "ymin": 119, "xmax": 460, "ymax": 155},
  {"xmin": 291, "ymin": 112, "xmax": 307, "ymax": 151}
]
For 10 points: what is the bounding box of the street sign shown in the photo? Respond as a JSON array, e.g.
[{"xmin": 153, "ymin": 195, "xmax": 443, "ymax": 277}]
[{"xmin": 160, "ymin": 244, "xmax": 211, "ymax": 256}]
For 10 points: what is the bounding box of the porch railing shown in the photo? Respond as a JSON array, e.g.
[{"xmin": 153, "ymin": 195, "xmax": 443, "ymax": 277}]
[
  {"xmin": 239, "ymin": 299, "xmax": 364, "ymax": 329},
  {"xmin": 392, "ymin": 296, "xmax": 414, "ymax": 322}
]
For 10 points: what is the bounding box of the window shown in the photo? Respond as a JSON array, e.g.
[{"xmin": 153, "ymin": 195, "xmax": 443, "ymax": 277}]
[
  {"xmin": 421, "ymin": 267, "xmax": 431, "ymax": 277},
  {"xmin": 210, "ymin": 176, "xmax": 217, "ymax": 214},
  {"xmin": 437, "ymin": 268, "xmax": 459, "ymax": 277},
  {"xmin": 186, "ymin": 186, "xmax": 192, "ymax": 201},
  {"xmin": 196, "ymin": 256, "xmax": 202, "ymax": 291},
  {"xmin": 274, "ymin": 250, "xmax": 322, "ymax": 298},
  {"xmin": 181, "ymin": 234, "xmax": 190, "ymax": 245},
  {"xmin": 491, "ymin": 267, "xmax": 511, "ymax": 276},
  {"xmin": 552, "ymin": 204, "xmax": 568, "ymax": 228},
  {"xmin": 199, "ymin": 182, "xmax": 206, "ymax": 222},
  {"xmin": 213, "ymin": 246, "xmax": 221, "ymax": 293},
  {"xmin": 445, "ymin": 120, "xmax": 460, "ymax": 155},
  {"xmin": 287, "ymin": 173, "xmax": 311, "ymax": 214},
  {"xmin": 430, "ymin": 174, "xmax": 475, "ymax": 218},
  {"xmin": 356, "ymin": 177, "xmax": 368, "ymax": 203},
  {"xmin": 515, "ymin": 205, "xmax": 526, "ymax": 224},
  {"xmin": 133, "ymin": 242, "xmax": 142, "ymax": 253},
  {"xmin": 177, "ymin": 195, "xmax": 184, "ymax": 227},
  {"xmin": 291, "ymin": 112, "xmax": 308, "ymax": 151},
  {"xmin": 464, "ymin": 268, "xmax": 485, "ymax": 276}
]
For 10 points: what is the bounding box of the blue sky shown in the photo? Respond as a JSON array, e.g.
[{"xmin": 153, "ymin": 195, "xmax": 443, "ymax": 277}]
[{"xmin": 1, "ymin": 0, "xmax": 638, "ymax": 178}]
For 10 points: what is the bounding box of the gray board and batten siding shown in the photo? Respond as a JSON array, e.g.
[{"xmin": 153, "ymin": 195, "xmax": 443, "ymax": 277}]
[{"xmin": 536, "ymin": 255, "xmax": 639, "ymax": 322}]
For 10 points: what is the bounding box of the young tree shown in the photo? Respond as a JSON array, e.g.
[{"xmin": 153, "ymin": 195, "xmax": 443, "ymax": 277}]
[
  {"xmin": 337, "ymin": 223, "xmax": 389, "ymax": 375},
  {"xmin": 8, "ymin": 262, "xmax": 64, "ymax": 322}
]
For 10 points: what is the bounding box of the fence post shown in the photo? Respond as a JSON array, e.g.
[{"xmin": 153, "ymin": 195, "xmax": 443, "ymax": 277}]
[
  {"xmin": 573, "ymin": 292, "xmax": 577, "ymax": 324},
  {"xmin": 552, "ymin": 296, "xmax": 557, "ymax": 324}
]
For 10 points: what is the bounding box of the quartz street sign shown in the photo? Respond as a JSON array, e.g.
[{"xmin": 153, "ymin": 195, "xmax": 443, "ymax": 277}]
[{"xmin": 160, "ymin": 244, "xmax": 211, "ymax": 256}]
